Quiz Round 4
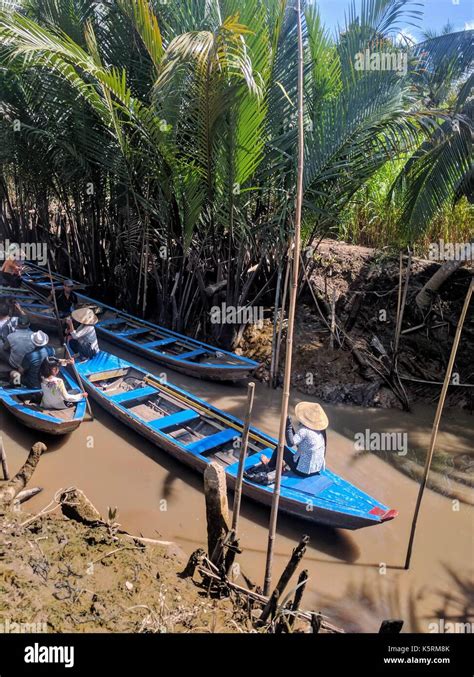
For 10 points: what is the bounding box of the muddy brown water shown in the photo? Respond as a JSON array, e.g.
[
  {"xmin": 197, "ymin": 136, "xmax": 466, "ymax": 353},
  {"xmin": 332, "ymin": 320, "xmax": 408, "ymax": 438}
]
[{"xmin": 1, "ymin": 340, "xmax": 472, "ymax": 632}]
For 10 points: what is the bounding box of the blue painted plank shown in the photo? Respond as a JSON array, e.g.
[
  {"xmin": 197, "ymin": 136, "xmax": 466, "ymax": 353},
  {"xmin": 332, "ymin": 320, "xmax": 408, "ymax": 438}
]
[
  {"xmin": 186, "ymin": 428, "xmax": 237, "ymax": 455},
  {"xmin": 110, "ymin": 386, "xmax": 156, "ymax": 404},
  {"xmin": 117, "ymin": 328, "xmax": 150, "ymax": 337},
  {"xmin": 144, "ymin": 338, "xmax": 176, "ymax": 348},
  {"xmin": 148, "ymin": 409, "xmax": 200, "ymax": 432}
]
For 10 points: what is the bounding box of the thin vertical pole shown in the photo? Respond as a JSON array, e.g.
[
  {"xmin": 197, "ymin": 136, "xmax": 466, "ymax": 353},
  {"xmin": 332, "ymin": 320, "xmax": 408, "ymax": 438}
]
[
  {"xmin": 404, "ymin": 280, "xmax": 473, "ymax": 569},
  {"xmin": 263, "ymin": 0, "xmax": 305, "ymax": 596},
  {"xmin": 231, "ymin": 382, "xmax": 255, "ymax": 534}
]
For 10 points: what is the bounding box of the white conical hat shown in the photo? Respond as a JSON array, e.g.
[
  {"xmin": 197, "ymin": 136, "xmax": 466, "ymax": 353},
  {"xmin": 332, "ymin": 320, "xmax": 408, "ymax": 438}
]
[{"xmin": 71, "ymin": 307, "xmax": 98, "ymax": 325}]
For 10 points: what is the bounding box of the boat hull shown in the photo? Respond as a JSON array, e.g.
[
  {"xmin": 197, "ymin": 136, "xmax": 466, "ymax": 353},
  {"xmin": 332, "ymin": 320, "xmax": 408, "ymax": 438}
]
[
  {"xmin": 20, "ymin": 266, "xmax": 259, "ymax": 381},
  {"xmin": 76, "ymin": 352, "xmax": 397, "ymax": 530}
]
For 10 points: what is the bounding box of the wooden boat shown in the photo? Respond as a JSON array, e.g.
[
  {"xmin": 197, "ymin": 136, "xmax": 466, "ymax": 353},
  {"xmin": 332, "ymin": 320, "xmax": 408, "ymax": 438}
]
[
  {"xmin": 0, "ymin": 368, "xmax": 87, "ymax": 435},
  {"xmin": 20, "ymin": 264, "xmax": 260, "ymax": 381},
  {"xmin": 0, "ymin": 286, "xmax": 61, "ymax": 331},
  {"xmin": 75, "ymin": 351, "xmax": 398, "ymax": 529}
]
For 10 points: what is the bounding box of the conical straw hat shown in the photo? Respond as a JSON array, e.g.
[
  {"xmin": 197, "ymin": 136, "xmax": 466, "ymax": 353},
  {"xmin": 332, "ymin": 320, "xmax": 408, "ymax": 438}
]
[
  {"xmin": 294, "ymin": 401, "xmax": 328, "ymax": 431},
  {"xmin": 71, "ymin": 307, "xmax": 98, "ymax": 325}
]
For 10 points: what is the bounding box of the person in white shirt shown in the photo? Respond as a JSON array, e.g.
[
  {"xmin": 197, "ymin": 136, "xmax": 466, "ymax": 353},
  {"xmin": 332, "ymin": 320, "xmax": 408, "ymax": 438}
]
[
  {"xmin": 40, "ymin": 357, "xmax": 88, "ymax": 410},
  {"xmin": 65, "ymin": 307, "xmax": 99, "ymax": 360}
]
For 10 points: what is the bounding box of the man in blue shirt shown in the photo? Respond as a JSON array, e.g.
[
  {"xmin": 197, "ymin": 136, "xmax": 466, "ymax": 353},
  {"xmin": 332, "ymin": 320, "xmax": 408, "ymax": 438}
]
[{"xmin": 21, "ymin": 331, "xmax": 56, "ymax": 389}]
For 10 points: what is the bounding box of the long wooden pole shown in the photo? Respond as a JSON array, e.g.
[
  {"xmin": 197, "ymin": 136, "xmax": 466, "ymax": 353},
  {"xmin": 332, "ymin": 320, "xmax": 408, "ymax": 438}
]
[
  {"xmin": 46, "ymin": 260, "xmax": 94, "ymax": 420},
  {"xmin": 63, "ymin": 341, "xmax": 94, "ymax": 420},
  {"xmin": 0, "ymin": 436, "xmax": 10, "ymax": 480},
  {"xmin": 404, "ymin": 279, "xmax": 473, "ymax": 570},
  {"xmin": 231, "ymin": 382, "xmax": 255, "ymax": 534},
  {"xmin": 263, "ymin": 0, "xmax": 304, "ymax": 596}
]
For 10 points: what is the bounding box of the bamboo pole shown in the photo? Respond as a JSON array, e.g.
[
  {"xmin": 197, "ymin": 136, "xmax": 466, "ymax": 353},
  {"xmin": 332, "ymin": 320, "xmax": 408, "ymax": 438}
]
[
  {"xmin": 0, "ymin": 436, "xmax": 10, "ymax": 480},
  {"xmin": 272, "ymin": 258, "xmax": 290, "ymax": 388},
  {"xmin": 263, "ymin": 0, "xmax": 304, "ymax": 596},
  {"xmin": 231, "ymin": 382, "xmax": 255, "ymax": 534},
  {"xmin": 47, "ymin": 260, "xmax": 94, "ymax": 419},
  {"xmin": 393, "ymin": 248, "xmax": 412, "ymax": 362},
  {"xmin": 269, "ymin": 268, "xmax": 282, "ymax": 387},
  {"xmin": 404, "ymin": 279, "xmax": 473, "ymax": 570}
]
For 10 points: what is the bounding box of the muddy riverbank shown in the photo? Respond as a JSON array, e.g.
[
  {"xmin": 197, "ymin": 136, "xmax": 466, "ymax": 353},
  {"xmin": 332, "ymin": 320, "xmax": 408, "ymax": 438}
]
[{"xmin": 1, "ymin": 338, "xmax": 472, "ymax": 633}]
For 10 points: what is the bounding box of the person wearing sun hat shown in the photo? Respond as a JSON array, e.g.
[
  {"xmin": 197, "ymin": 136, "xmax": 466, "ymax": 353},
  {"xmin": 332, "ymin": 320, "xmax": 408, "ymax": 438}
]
[
  {"xmin": 20, "ymin": 331, "xmax": 55, "ymax": 388},
  {"xmin": 66, "ymin": 307, "xmax": 99, "ymax": 360},
  {"xmin": 246, "ymin": 401, "xmax": 329, "ymax": 481}
]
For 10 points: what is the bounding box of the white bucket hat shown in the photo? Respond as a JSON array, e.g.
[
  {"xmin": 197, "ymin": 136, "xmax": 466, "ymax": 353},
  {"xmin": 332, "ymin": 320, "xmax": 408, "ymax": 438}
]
[
  {"xmin": 294, "ymin": 402, "xmax": 329, "ymax": 431},
  {"xmin": 31, "ymin": 330, "xmax": 49, "ymax": 348}
]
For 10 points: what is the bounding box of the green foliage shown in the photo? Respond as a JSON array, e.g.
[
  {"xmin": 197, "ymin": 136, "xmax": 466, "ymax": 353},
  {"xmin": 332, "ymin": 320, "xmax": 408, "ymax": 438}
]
[{"xmin": 0, "ymin": 0, "xmax": 472, "ymax": 338}]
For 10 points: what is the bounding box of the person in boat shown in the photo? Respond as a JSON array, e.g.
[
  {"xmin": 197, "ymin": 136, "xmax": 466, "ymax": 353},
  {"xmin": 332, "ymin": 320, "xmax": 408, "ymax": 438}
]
[
  {"xmin": 0, "ymin": 301, "xmax": 20, "ymax": 347},
  {"xmin": 40, "ymin": 356, "xmax": 87, "ymax": 410},
  {"xmin": 245, "ymin": 402, "xmax": 328, "ymax": 482},
  {"xmin": 47, "ymin": 279, "xmax": 78, "ymax": 317},
  {"xmin": 3, "ymin": 315, "xmax": 33, "ymax": 372},
  {"xmin": 20, "ymin": 330, "xmax": 57, "ymax": 389},
  {"xmin": 65, "ymin": 308, "xmax": 99, "ymax": 360},
  {"xmin": 0, "ymin": 250, "xmax": 23, "ymax": 287}
]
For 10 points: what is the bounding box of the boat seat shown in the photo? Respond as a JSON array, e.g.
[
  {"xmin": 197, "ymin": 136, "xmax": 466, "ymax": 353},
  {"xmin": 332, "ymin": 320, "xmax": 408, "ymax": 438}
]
[
  {"xmin": 179, "ymin": 348, "xmax": 207, "ymax": 361},
  {"xmin": 117, "ymin": 327, "xmax": 150, "ymax": 337},
  {"xmin": 110, "ymin": 386, "xmax": 156, "ymax": 404},
  {"xmin": 143, "ymin": 338, "xmax": 176, "ymax": 349},
  {"xmin": 225, "ymin": 448, "xmax": 273, "ymax": 477},
  {"xmin": 148, "ymin": 409, "xmax": 200, "ymax": 432},
  {"xmin": 186, "ymin": 428, "xmax": 237, "ymax": 455}
]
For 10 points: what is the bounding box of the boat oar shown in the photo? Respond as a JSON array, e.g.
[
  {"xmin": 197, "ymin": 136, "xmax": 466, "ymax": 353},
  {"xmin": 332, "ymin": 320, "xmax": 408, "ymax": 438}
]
[
  {"xmin": 143, "ymin": 374, "xmax": 268, "ymax": 447},
  {"xmin": 46, "ymin": 259, "xmax": 64, "ymax": 339},
  {"xmin": 63, "ymin": 341, "xmax": 94, "ymax": 421}
]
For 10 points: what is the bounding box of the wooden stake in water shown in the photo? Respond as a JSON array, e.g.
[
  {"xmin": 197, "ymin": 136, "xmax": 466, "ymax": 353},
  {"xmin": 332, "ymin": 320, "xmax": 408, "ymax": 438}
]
[
  {"xmin": 404, "ymin": 279, "xmax": 473, "ymax": 570},
  {"xmin": 263, "ymin": 0, "xmax": 305, "ymax": 596},
  {"xmin": 231, "ymin": 382, "xmax": 255, "ymax": 534},
  {"xmin": 0, "ymin": 436, "xmax": 10, "ymax": 480}
]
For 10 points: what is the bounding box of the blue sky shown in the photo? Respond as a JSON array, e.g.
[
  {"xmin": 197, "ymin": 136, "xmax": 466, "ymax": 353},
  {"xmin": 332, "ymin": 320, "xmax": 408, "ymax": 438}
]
[{"xmin": 315, "ymin": 0, "xmax": 474, "ymax": 41}]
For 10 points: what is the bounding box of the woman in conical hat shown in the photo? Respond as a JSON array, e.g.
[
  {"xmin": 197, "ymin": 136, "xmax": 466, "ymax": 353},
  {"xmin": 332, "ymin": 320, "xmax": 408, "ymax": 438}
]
[
  {"xmin": 65, "ymin": 307, "xmax": 100, "ymax": 361},
  {"xmin": 246, "ymin": 402, "xmax": 329, "ymax": 482}
]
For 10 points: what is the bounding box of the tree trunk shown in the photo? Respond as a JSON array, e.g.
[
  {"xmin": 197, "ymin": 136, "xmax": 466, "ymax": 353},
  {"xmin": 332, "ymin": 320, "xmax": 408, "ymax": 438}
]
[{"xmin": 415, "ymin": 259, "xmax": 463, "ymax": 313}]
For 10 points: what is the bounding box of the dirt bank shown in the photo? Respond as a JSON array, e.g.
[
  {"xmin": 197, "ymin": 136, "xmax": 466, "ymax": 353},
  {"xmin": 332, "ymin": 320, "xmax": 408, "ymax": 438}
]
[
  {"xmin": 237, "ymin": 240, "xmax": 473, "ymax": 411},
  {"xmin": 0, "ymin": 504, "xmax": 241, "ymax": 633}
]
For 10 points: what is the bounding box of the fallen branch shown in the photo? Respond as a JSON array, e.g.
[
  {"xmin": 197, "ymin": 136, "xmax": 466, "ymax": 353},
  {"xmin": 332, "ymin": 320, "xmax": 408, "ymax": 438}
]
[{"xmin": 0, "ymin": 442, "xmax": 46, "ymax": 505}]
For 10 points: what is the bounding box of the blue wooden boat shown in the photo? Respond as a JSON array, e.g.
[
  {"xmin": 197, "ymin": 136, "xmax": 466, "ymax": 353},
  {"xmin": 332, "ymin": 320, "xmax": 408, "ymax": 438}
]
[
  {"xmin": 0, "ymin": 286, "xmax": 61, "ymax": 332},
  {"xmin": 0, "ymin": 368, "xmax": 87, "ymax": 435},
  {"xmin": 20, "ymin": 265, "xmax": 259, "ymax": 381},
  {"xmin": 74, "ymin": 351, "xmax": 398, "ymax": 529}
]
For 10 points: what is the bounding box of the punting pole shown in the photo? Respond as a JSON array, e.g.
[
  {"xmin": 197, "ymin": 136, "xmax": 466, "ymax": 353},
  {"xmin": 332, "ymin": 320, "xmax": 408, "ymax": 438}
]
[
  {"xmin": 263, "ymin": 0, "xmax": 305, "ymax": 596},
  {"xmin": 46, "ymin": 260, "xmax": 94, "ymax": 420},
  {"xmin": 0, "ymin": 436, "xmax": 10, "ymax": 480},
  {"xmin": 231, "ymin": 382, "xmax": 255, "ymax": 535},
  {"xmin": 404, "ymin": 279, "xmax": 473, "ymax": 570}
]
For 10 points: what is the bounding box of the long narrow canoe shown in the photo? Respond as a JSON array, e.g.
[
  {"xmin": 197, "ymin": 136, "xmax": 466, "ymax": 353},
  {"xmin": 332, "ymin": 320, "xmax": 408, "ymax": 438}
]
[
  {"xmin": 20, "ymin": 264, "xmax": 259, "ymax": 381},
  {"xmin": 0, "ymin": 368, "xmax": 87, "ymax": 435},
  {"xmin": 74, "ymin": 351, "xmax": 398, "ymax": 529},
  {"xmin": 0, "ymin": 286, "xmax": 62, "ymax": 331}
]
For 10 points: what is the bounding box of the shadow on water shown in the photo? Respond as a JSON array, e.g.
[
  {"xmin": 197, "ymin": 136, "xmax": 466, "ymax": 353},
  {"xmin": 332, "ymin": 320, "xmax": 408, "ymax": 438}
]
[
  {"xmin": 87, "ymin": 399, "xmax": 361, "ymax": 564},
  {"xmin": 0, "ymin": 407, "xmax": 83, "ymax": 453}
]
